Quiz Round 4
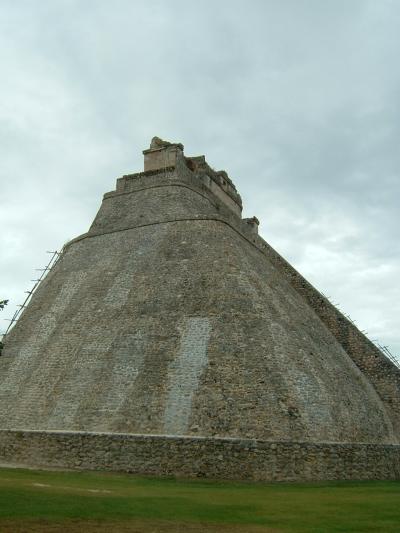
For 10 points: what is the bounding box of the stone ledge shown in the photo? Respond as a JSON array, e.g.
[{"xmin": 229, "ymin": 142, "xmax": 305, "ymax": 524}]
[{"xmin": 0, "ymin": 430, "xmax": 399, "ymax": 482}]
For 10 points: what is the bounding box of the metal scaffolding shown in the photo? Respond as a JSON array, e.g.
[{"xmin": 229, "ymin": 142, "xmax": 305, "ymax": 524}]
[{"xmin": 1, "ymin": 250, "xmax": 61, "ymax": 342}]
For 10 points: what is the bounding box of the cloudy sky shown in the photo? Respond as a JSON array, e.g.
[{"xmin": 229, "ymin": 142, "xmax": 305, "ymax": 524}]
[{"xmin": 1, "ymin": 0, "xmax": 399, "ymax": 361}]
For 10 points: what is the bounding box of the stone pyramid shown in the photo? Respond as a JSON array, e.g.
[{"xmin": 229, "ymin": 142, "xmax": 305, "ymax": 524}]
[{"xmin": 0, "ymin": 137, "xmax": 399, "ymax": 481}]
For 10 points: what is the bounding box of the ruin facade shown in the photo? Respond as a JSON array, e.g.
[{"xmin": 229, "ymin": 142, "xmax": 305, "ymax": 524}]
[{"xmin": 0, "ymin": 138, "xmax": 399, "ymax": 481}]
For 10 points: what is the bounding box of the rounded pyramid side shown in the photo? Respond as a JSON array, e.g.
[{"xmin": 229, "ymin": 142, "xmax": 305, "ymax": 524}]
[{"xmin": 0, "ymin": 173, "xmax": 396, "ymax": 445}]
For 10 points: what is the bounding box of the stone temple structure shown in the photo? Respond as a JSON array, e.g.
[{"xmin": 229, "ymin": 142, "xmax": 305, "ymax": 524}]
[{"xmin": 0, "ymin": 137, "xmax": 399, "ymax": 481}]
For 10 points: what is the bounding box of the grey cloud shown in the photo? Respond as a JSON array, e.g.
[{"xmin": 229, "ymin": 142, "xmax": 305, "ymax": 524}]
[{"xmin": 1, "ymin": 0, "xmax": 399, "ymax": 359}]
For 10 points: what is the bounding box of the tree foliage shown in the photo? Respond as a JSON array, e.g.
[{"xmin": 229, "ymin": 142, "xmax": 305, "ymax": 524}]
[{"xmin": 0, "ymin": 300, "xmax": 8, "ymax": 354}]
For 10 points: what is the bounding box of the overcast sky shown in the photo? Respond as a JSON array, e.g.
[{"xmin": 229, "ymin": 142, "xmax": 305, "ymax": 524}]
[{"xmin": 1, "ymin": 0, "xmax": 399, "ymax": 361}]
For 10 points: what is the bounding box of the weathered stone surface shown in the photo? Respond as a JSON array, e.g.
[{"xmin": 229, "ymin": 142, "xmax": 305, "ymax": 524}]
[
  {"xmin": 0, "ymin": 430, "xmax": 399, "ymax": 482},
  {"xmin": 0, "ymin": 138, "xmax": 399, "ymax": 480}
]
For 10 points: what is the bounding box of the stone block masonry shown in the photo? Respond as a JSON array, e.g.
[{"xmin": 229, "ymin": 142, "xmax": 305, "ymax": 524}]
[
  {"xmin": 164, "ymin": 317, "xmax": 212, "ymax": 435},
  {"xmin": 0, "ymin": 430, "xmax": 399, "ymax": 482},
  {"xmin": 1, "ymin": 137, "xmax": 399, "ymax": 481}
]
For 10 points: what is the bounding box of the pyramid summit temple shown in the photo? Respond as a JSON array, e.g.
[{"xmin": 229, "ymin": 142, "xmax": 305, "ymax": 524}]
[{"xmin": 0, "ymin": 137, "xmax": 399, "ymax": 481}]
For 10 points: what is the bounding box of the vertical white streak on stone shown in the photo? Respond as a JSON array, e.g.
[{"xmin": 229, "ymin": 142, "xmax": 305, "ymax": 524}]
[
  {"xmin": 104, "ymin": 272, "xmax": 132, "ymax": 308},
  {"xmin": 99, "ymin": 333, "xmax": 146, "ymax": 414},
  {"xmin": 163, "ymin": 317, "xmax": 211, "ymax": 435},
  {"xmin": 0, "ymin": 272, "xmax": 87, "ymax": 396},
  {"xmin": 47, "ymin": 326, "xmax": 115, "ymax": 428}
]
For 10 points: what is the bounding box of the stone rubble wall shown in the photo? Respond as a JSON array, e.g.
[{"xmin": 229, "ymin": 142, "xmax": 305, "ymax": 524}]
[{"xmin": 0, "ymin": 430, "xmax": 399, "ymax": 482}]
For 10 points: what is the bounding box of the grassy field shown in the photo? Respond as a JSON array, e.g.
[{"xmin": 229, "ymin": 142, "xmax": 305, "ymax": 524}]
[{"xmin": 0, "ymin": 468, "xmax": 398, "ymax": 532}]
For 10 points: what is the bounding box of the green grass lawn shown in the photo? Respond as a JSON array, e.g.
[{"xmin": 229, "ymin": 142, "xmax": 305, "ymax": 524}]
[{"xmin": 0, "ymin": 467, "xmax": 398, "ymax": 532}]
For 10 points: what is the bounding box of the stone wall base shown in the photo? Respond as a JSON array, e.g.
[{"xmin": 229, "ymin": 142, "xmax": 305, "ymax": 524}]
[{"xmin": 0, "ymin": 430, "xmax": 399, "ymax": 482}]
